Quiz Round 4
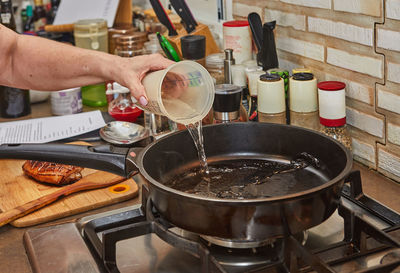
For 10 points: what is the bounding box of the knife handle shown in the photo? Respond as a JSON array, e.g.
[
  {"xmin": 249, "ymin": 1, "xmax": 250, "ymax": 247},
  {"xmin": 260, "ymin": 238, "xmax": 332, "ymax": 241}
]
[{"xmin": 0, "ymin": 144, "xmax": 129, "ymax": 177}]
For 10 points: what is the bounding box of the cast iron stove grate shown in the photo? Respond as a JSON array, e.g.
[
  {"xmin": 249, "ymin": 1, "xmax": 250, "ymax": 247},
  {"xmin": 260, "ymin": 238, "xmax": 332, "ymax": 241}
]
[{"xmin": 83, "ymin": 170, "xmax": 400, "ymax": 273}]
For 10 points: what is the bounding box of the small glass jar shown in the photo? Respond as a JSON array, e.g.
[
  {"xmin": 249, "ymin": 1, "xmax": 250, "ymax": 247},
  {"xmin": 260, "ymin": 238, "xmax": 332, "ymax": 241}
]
[
  {"xmin": 114, "ymin": 32, "xmax": 148, "ymax": 57},
  {"xmin": 320, "ymin": 125, "xmax": 352, "ymax": 150},
  {"xmin": 74, "ymin": 19, "xmax": 108, "ymax": 52},
  {"xmin": 318, "ymin": 81, "xmax": 352, "ymax": 150},
  {"xmin": 206, "ymin": 53, "xmax": 225, "ymax": 84},
  {"xmin": 108, "ymin": 25, "xmax": 136, "ymax": 54},
  {"xmin": 106, "ymin": 83, "xmax": 143, "ymax": 123}
]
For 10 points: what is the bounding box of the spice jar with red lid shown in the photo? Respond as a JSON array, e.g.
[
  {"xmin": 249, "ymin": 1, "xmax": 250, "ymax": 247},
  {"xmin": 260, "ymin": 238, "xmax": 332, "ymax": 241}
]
[{"xmin": 318, "ymin": 81, "xmax": 352, "ymax": 150}]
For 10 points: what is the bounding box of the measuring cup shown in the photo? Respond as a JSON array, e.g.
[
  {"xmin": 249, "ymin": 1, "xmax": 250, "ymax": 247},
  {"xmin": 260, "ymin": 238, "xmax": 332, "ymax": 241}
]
[{"xmin": 141, "ymin": 60, "xmax": 215, "ymax": 125}]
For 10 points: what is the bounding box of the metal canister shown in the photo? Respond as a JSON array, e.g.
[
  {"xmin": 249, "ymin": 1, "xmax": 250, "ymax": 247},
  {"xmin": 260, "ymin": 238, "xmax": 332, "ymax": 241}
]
[{"xmin": 50, "ymin": 87, "xmax": 82, "ymax": 116}]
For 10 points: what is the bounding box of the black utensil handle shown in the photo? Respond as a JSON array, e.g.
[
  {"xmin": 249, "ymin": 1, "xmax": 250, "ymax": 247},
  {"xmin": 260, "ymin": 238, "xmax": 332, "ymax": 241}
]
[
  {"xmin": 0, "ymin": 144, "xmax": 129, "ymax": 177},
  {"xmin": 248, "ymin": 12, "xmax": 263, "ymax": 51}
]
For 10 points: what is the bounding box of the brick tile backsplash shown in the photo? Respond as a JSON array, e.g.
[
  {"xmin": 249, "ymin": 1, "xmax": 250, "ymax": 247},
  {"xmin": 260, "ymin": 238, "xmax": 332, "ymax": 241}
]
[
  {"xmin": 327, "ymin": 47, "xmax": 383, "ymax": 78},
  {"xmin": 386, "ymin": 0, "xmax": 400, "ymax": 21},
  {"xmin": 388, "ymin": 62, "xmax": 400, "ymax": 84},
  {"xmin": 388, "ymin": 123, "xmax": 400, "ymax": 146},
  {"xmin": 308, "ymin": 17, "xmax": 373, "ymax": 46},
  {"xmin": 333, "ymin": 0, "xmax": 382, "ymax": 17},
  {"xmin": 279, "ymin": 0, "xmax": 331, "ymax": 9},
  {"xmin": 377, "ymin": 28, "xmax": 400, "ymax": 52},
  {"xmin": 346, "ymin": 107, "xmax": 384, "ymax": 138},
  {"xmin": 276, "ymin": 36, "xmax": 324, "ymax": 62},
  {"xmin": 231, "ymin": 0, "xmax": 400, "ymax": 183},
  {"xmin": 377, "ymin": 88, "xmax": 400, "ymax": 115},
  {"xmin": 265, "ymin": 9, "xmax": 306, "ymax": 31},
  {"xmin": 232, "ymin": 2, "xmax": 263, "ymax": 19},
  {"xmin": 325, "ymin": 74, "xmax": 373, "ymax": 105},
  {"xmin": 352, "ymin": 137, "xmax": 376, "ymax": 165},
  {"xmin": 378, "ymin": 148, "xmax": 400, "ymax": 179}
]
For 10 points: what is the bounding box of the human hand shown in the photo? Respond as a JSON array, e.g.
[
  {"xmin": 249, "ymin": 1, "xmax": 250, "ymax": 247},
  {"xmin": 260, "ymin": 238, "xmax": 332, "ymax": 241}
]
[{"xmin": 115, "ymin": 54, "xmax": 175, "ymax": 106}]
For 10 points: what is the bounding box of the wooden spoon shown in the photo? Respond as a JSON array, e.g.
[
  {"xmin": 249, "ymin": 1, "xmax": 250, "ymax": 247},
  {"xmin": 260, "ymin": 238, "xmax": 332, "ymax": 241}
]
[{"xmin": 0, "ymin": 171, "xmax": 129, "ymax": 227}]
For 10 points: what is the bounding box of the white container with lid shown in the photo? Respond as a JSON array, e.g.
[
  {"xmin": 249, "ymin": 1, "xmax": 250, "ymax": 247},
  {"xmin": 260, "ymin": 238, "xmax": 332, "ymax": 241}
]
[
  {"xmin": 257, "ymin": 74, "xmax": 285, "ymax": 114},
  {"xmin": 318, "ymin": 81, "xmax": 346, "ymax": 126},
  {"xmin": 289, "ymin": 73, "xmax": 318, "ymax": 113},
  {"xmin": 223, "ymin": 21, "xmax": 252, "ymax": 64}
]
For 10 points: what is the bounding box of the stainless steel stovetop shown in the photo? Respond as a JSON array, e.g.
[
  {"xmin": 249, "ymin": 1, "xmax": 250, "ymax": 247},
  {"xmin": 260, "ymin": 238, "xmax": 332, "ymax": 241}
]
[{"xmin": 24, "ymin": 171, "xmax": 400, "ymax": 273}]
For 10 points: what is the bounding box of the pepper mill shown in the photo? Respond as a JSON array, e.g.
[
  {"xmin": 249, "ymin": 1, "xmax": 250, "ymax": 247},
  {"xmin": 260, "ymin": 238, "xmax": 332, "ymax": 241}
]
[{"xmin": 224, "ymin": 49, "xmax": 235, "ymax": 84}]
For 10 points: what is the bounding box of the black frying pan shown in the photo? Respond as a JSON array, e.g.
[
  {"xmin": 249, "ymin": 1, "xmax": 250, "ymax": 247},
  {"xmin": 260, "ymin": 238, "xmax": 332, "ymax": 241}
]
[{"xmin": 0, "ymin": 123, "xmax": 352, "ymax": 241}]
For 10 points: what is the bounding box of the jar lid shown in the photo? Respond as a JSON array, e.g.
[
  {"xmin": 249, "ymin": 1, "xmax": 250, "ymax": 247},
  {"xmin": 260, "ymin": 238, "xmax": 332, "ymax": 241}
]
[
  {"xmin": 215, "ymin": 84, "xmax": 242, "ymax": 95},
  {"xmin": 115, "ymin": 32, "xmax": 148, "ymax": 45},
  {"xmin": 74, "ymin": 19, "xmax": 107, "ymax": 31},
  {"xmin": 108, "ymin": 26, "xmax": 136, "ymax": 36},
  {"xmin": 317, "ymin": 81, "xmax": 346, "ymax": 91},
  {"xmin": 181, "ymin": 35, "xmax": 206, "ymax": 60},
  {"xmin": 260, "ymin": 73, "xmax": 280, "ymax": 82},
  {"xmin": 292, "ymin": 72, "xmax": 314, "ymax": 81},
  {"xmin": 223, "ymin": 20, "xmax": 249, "ymax": 27},
  {"xmin": 206, "ymin": 53, "xmax": 225, "ymax": 68},
  {"xmin": 245, "ymin": 65, "xmax": 263, "ymax": 74}
]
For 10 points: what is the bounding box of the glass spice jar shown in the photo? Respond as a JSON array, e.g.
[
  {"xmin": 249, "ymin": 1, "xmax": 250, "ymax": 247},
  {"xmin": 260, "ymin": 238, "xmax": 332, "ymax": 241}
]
[
  {"xmin": 206, "ymin": 53, "xmax": 225, "ymax": 84},
  {"xmin": 318, "ymin": 81, "xmax": 352, "ymax": 150},
  {"xmin": 114, "ymin": 32, "xmax": 148, "ymax": 57}
]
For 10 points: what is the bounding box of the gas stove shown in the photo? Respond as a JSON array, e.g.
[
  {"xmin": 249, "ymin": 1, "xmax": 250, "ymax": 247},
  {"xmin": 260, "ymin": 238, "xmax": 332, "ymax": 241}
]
[{"xmin": 24, "ymin": 170, "xmax": 400, "ymax": 273}]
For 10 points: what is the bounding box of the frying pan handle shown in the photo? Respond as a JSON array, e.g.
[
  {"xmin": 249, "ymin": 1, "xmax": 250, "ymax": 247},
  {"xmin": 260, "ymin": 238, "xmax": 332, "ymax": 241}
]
[{"xmin": 0, "ymin": 144, "xmax": 129, "ymax": 177}]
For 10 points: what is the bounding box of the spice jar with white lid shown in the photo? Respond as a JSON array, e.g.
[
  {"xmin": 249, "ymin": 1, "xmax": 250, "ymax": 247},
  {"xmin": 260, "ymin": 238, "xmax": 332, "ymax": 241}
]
[
  {"xmin": 257, "ymin": 73, "xmax": 286, "ymax": 124},
  {"xmin": 289, "ymin": 72, "xmax": 319, "ymax": 130},
  {"xmin": 318, "ymin": 81, "xmax": 352, "ymax": 150}
]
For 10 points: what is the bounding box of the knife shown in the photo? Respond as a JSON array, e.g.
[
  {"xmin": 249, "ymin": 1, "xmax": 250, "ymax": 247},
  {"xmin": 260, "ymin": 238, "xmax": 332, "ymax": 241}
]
[
  {"xmin": 170, "ymin": 0, "xmax": 197, "ymax": 33},
  {"xmin": 149, "ymin": 0, "xmax": 178, "ymax": 36}
]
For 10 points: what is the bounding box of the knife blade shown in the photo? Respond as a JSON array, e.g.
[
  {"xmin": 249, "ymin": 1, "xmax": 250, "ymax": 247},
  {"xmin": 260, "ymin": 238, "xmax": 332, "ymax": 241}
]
[
  {"xmin": 149, "ymin": 0, "xmax": 178, "ymax": 36},
  {"xmin": 170, "ymin": 0, "xmax": 197, "ymax": 33}
]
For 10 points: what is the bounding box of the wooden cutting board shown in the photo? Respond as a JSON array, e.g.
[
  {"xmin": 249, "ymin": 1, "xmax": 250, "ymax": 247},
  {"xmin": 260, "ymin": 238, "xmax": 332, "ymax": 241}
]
[{"xmin": 0, "ymin": 158, "xmax": 139, "ymax": 227}]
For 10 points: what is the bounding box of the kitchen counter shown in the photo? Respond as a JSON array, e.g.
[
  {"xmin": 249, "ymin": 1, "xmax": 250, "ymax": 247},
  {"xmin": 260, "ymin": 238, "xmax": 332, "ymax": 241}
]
[{"xmin": 0, "ymin": 100, "xmax": 399, "ymax": 273}]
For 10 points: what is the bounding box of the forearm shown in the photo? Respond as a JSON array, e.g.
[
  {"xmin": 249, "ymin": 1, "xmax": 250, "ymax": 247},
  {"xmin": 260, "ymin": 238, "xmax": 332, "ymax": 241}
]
[{"xmin": 0, "ymin": 26, "xmax": 120, "ymax": 91}]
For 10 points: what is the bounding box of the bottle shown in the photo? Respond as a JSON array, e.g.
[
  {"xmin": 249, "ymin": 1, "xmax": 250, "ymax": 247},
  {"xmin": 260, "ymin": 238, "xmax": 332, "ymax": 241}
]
[
  {"xmin": 0, "ymin": 0, "xmax": 31, "ymax": 118},
  {"xmin": 1, "ymin": 0, "xmax": 17, "ymax": 30},
  {"xmin": 257, "ymin": 74, "xmax": 286, "ymax": 124},
  {"xmin": 74, "ymin": 19, "xmax": 109, "ymax": 107},
  {"xmin": 23, "ymin": 5, "xmax": 34, "ymax": 33},
  {"xmin": 47, "ymin": 0, "xmax": 60, "ymax": 25},
  {"xmin": 289, "ymin": 73, "xmax": 320, "ymax": 130},
  {"xmin": 245, "ymin": 67, "xmax": 264, "ymax": 121},
  {"xmin": 318, "ymin": 81, "xmax": 352, "ymax": 150},
  {"xmin": 33, "ymin": 0, "xmax": 47, "ymax": 32}
]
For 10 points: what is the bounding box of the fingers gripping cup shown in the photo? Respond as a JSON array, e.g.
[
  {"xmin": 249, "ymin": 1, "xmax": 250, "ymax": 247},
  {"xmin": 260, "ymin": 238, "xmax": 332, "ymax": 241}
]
[{"xmin": 141, "ymin": 61, "xmax": 215, "ymax": 125}]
